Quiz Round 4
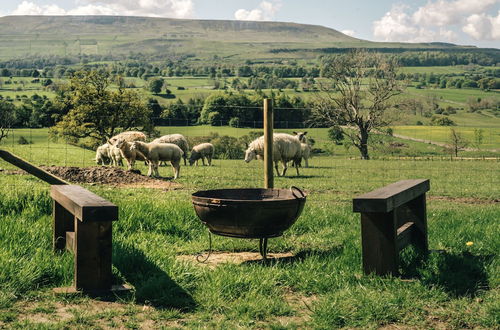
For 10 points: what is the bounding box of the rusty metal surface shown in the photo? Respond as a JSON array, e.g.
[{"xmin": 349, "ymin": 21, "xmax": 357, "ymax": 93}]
[{"xmin": 192, "ymin": 187, "xmax": 306, "ymax": 239}]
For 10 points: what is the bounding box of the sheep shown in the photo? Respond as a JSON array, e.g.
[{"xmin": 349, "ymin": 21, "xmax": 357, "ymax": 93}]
[
  {"xmin": 244, "ymin": 133, "xmax": 301, "ymax": 177},
  {"xmin": 109, "ymin": 131, "xmax": 146, "ymax": 144},
  {"xmin": 293, "ymin": 131, "xmax": 308, "ymax": 144},
  {"xmin": 109, "ymin": 143, "xmax": 124, "ymax": 167},
  {"xmin": 189, "ymin": 143, "xmax": 214, "ymax": 166},
  {"xmin": 113, "ymin": 138, "xmax": 147, "ymax": 170},
  {"xmin": 95, "ymin": 143, "xmax": 111, "ymax": 165},
  {"xmin": 152, "ymin": 134, "xmax": 189, "ymax": 165},
  {"xmin": 294, "ymin": 143, "xmax": 311, "ymax": 168},
  {"xmin": 130, "ymin": 141, "xmax": 183, "ymax": 179}
]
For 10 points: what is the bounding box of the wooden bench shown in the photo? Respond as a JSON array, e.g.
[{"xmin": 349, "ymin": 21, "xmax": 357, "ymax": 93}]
[
  {"xmin": 51, "ymin": 185, "xmax": 118, "ymax": 293},
  {"xmin": 353, "ymin": 179, "xmax": 430, "ymax": 276}
]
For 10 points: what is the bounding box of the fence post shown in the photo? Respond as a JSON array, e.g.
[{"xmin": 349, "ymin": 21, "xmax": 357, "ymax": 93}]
[{"xmin": 264, "ymin": 98, "xmax": 273, "ymax": 189}]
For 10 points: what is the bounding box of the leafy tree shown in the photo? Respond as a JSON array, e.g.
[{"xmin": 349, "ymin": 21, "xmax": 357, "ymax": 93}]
[
  {"xmin": 327, "ymin": 125, "xmax": 344, "ymax": 145},
  {"xmin": 473, "ymin": 128, "xmax": 484, "ymax": 150},
  {"xmin": 310, "ymin": 50, "xmax": 403, "ymax": 159},
  {"xmin": 148, "ymin": 78, "xmax": 164, "ymax": 94},
  {"xmin": 50, "ymin": 70, "xmax": 152, "ymax": 145},
  {"xmin": 0, "ymin": 100, "xmax": 16, "ymax": 142}
]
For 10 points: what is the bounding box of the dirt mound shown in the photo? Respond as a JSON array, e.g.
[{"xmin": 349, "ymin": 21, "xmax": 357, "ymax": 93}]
[{"xmin": 40, "ymin": 166, "xmax": 181, "ymax": 189}]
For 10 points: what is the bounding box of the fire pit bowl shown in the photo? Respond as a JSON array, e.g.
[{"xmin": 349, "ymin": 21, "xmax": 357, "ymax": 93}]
[{"xmin": 192, "ymin": 187, "xmax": 306, "ymax": 239}]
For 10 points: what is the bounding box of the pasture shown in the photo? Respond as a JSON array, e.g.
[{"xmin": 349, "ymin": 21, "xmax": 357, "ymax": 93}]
[{"xmin": 0, "ymin": 127, "xmax": 498, "ymax": 328}]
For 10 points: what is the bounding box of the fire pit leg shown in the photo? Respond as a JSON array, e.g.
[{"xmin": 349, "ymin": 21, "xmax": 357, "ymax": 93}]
[
  {"xmin": 259, "ymin": 238, "xmax": 268, "ymax": 259},
  {"xmin": 196, "ymin": 231, "xmax": 213, "ymax": 263}
]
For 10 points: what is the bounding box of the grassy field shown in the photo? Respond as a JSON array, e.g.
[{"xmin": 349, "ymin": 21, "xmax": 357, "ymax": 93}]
[{"xmin": 0, "ymin": 127, "xmax": 499, "ymax": 328}]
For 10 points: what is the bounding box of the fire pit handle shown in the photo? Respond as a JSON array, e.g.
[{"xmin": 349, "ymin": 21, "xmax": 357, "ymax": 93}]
[{"xmin": 290, "ymin": 186, "xmax": 305, "ymax": 199}]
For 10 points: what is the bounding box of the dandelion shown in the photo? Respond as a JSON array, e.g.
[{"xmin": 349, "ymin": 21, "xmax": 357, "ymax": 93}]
[{"xmin": 466, "ymin": 241, "xmax": 473, "ymax": 246}]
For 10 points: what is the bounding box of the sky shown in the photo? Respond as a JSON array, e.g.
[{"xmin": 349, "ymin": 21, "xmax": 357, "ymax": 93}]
[{"xmin": 1, "ymin": 0, "xmax": 499, "ymax": 48}]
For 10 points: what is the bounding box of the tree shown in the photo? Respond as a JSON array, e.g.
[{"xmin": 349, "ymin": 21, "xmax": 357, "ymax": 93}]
[
  {"xmin": 148, "ymin": 78, "xmax": 164, "ymax": 94},
  {"xmin": 310, "ymin": 50, "xmax": 403, "ymax": 159},
  {"xmin": 50, "ymin": 70, "xmax": 152, "ymax": 146},
  {"xmin": 0, "ymin": 100, "xmax": 16, "ymax": 143},
  {"xmin": 448, "ymin": 128, "xmax": 468, "ymax": 157},
  {"xmin": 473, "ymin": 128, "xmax": 484, "ymax": 150}
]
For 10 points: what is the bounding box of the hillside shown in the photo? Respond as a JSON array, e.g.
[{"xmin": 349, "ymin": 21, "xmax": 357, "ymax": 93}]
[{"xmin": 0, "ymin": 15, "xmax": 484, "ymax": 61}]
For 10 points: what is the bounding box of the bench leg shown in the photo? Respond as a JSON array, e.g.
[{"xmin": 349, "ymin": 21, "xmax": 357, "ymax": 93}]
[
  {"xmin": 361, "ymin": 211, "xmax": 398, "ymax": 275},
  {"xmin": 53, "ymin": 201, "xmax": 74, "ymax": 251},
  {"xmin": 74, "ymin": 221, "xmax": 113, "ymax": 292},
  {"xmin": 407, "ymin": 194, "xmax": 429, "ymax": 255}
]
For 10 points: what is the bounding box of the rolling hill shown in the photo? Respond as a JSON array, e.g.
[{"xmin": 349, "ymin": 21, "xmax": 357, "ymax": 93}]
[{"xmin": 0, "ymin": 15, "xmax": 488, "ymax": 62}]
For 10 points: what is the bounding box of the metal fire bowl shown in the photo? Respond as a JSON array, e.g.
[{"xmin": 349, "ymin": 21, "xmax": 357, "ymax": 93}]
[{"xmin": 192, "ymin": 187, "xmax": 306, "ymax": 239}]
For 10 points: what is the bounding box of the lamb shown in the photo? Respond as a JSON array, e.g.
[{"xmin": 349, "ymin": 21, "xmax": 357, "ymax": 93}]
[
  {"xmin": 294, "ymin": 143, "xmax": 311, "ymax": 168},
  {"xmin": 113, "ymin": 138, "xmax": 147, "ymax": 170},
  {"xmin": 189, "ymin": 143, "xmax": 214, "ymax": 166},
  {"xmin": 109, "ymin": 131, "xmax": 146, "ymax": 144},
  {"xmin": 152, "ymin": 134, "xmax": 189, "ymax": 165},
  {"xmin": 109, "ymin": 143, "xmax": 124, "ymax": 167},
  {"xmin": 95, "ymin": 143, "xmax": 111, "ymax": 165},
  {"xmin": 244, "ymin": 133, "xmax": 301, "ymax": 176},
  {"xmin": 130, "ymin": 141, "xmax": 183, "ymax": 179}
]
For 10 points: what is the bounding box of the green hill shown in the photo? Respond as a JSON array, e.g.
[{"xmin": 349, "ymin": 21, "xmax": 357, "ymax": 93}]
[{"xmin": 0, "ymin": 15, "xmax": 486, "ymax": 61}]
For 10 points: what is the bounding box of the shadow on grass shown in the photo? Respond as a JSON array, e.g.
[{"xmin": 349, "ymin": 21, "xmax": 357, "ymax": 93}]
[
  {"xmin": 113, "ymin": 242, "xmax": 196, "ymax": 311},
  {"xmin": 400, "ymin": 247, "xmax": 493, "ymax": 297},
  {"xmin": 243, "ymin": 245, "xmax": 345, "ymax": 266}
]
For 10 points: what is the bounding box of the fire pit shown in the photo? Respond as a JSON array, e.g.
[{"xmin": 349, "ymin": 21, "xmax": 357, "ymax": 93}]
[{"xmin": 192, "ymin": 187, "xmax": 306, "ymax": 259}]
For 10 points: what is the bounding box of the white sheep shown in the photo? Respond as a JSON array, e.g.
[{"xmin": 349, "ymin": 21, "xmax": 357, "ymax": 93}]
[
  {"xmin": 109, "ymin": 131, "xmax": 146, "ymax": 144},
  {"xmin": 244, "ymin": 133, "xmax": 301, "ymax": 176},
  {"xmin": 109, "ymin": 143, "xmax": 124, "ymax": 167},
  {"xmin": 131, "ymin": 141, "xmax": 183, "ymax": 179},
  {"xmin": 152, "ymin": 134, "xmax": 189, "ymax": 166},
  {"xmin": 294, "ymin": 143, "xmax": 311, "ymax": 168},
  {"xmin": 95, "ymin": 143, "xmax": 111, "ymax": 165},
  {"xmin": 189, "ymin": 143, "xmax": 214, "ymax": 166},
  {"xmin": 293, "ymin": 131, "xmax": 308, "ymax": 144},
  {"xmin": 113, "ymin": 138, "xmax": 147, "ymax": 170}
]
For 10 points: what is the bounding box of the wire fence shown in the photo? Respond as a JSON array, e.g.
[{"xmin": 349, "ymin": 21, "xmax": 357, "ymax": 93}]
[{"xmin": 0, "ymin": 105, "xmax": 499, "ymax": 202}]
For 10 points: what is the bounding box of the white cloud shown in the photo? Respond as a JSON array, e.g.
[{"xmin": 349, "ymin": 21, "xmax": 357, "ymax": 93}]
[
  {"xmin": 341, "ymin": 29, "xmax": 356, "ymax": 37},
  {"xmin": 7, "ymin": 0, "xmax": 194, "ymax": 18},
  {"xmin": 373, "ymin": 0, "xmax": 499, "ymax": 42},
  {"xmin": 462, "ymin": 11, "xmax": 500, "ymax": 40},
  {"xmin": 234, "ymin": 1, "xmax": 282, "ymax": 21}
]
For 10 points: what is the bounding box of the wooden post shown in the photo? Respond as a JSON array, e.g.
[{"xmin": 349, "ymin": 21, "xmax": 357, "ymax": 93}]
[{"xmin": 264, "ymin": 98, "xmax": 274, "ymax": 189}]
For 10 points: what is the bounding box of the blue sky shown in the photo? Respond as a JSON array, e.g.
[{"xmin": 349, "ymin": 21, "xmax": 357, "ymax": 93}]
[{"xmin": 1, "ymin": 0, "xmax": 499, "ymax": 48}]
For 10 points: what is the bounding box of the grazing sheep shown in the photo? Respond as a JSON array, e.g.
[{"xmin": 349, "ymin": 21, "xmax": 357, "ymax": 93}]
[
  {"xmin": 95, "ymin": 143, "xmax": 111, "ymax": 165},
  {"xmin": 189, "ymin": 143, "xmax": 214, "ymax": 166},
  {"xmin": 152, "ymin": 134, "xmax": 189, "ymax": 165},
  {"xmin": 131, "ymin": 141, "xmax": 183, "ymax": 179},
  {"xmin": 109, "ymin": 131, "xmax": 146, "ymax": 144},
  {"xmin": 244, "ymin": 133, "xmax": 301, "ymax": 176},
  {"xmin": 109, "ymin": 144, "xmax": 124, "ymax": 167},
  {"xmin": 113, "ymin": 138, "xmax": 147, "ymax": 170}
]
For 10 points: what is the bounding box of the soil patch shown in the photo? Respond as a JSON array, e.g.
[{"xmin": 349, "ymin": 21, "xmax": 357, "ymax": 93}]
[
  {"xmin": 39, "ymin": 166, "xmax": 182, "ymax": 189},
  {"xmin": 178, "ymin": 251, "xmax": 295, "ymax": 268}
]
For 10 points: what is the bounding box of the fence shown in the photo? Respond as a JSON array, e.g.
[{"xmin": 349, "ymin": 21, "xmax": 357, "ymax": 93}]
[{"xmin": 0, "ymin": 104, "xmax": 499, "ymax": 203}]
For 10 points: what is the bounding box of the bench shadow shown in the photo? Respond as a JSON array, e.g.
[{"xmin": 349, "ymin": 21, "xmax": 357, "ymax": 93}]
[
  {"xmin": 400, "ymin": 248, "xmax": 493, "ymax": 297},
  {"xmin": 242, "ymin": 245, "xmax": 345, "ymax": 266},
  {"xmin": 113, "ymin": 241, "xmax": 196, "ymax": 311}
]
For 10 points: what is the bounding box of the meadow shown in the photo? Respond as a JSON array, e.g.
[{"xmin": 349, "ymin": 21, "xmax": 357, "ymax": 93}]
[{"xmin": 0, "ymin": 127, "xmax": 498, "ymax": 328}]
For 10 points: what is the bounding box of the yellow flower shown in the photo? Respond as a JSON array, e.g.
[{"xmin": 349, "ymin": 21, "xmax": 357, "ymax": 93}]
[{"xmin": 466, "ymin": 241, "xmax": 474, "ymax": 246}]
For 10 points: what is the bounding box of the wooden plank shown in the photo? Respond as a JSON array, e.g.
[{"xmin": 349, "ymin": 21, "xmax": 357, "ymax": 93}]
[
  {"xmin": 0, "ymin": 149, "xmax": 68, "ymax": 185},
  {"xmin": 360, "ymin": 211, "xmax": 399, "ymax": 275},
  {"xmin": 396, "ymin": 222, "xmax": 415, "ymax": 251},
  {"xmin": 353, "ymin": 179, "xmax": 430, "ymax": 213},
  {"xmin": 263, "ymin": 98, "xmax": 274, "ymax": 189},
  {"xmin": 50, "ymin": 185, "xmax": 118, "ymax": 222}
]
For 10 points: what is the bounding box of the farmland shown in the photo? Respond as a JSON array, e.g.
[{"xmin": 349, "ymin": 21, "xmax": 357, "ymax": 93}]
[{"xmin": 0, "ymin": 125, "xmax": 499, "ymax": 328}]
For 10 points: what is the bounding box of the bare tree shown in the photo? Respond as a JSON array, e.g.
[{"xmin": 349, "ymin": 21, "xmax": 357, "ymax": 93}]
[
  {"xmin": 309, "ymin": 50, "xmax": 403, "ymax": 159},
  {"xmin": 448, "ymin": 128, "xmax": 468, "ymax": 157},
  {"xmin": 0, "ymin": 100, "xmax": 16, "ymax": 143}
]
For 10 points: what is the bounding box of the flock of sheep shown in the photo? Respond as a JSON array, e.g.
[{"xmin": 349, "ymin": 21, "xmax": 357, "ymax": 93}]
[{"xmin": 95, "ymin": 131, "xmax": 311, "ymax": 179}]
